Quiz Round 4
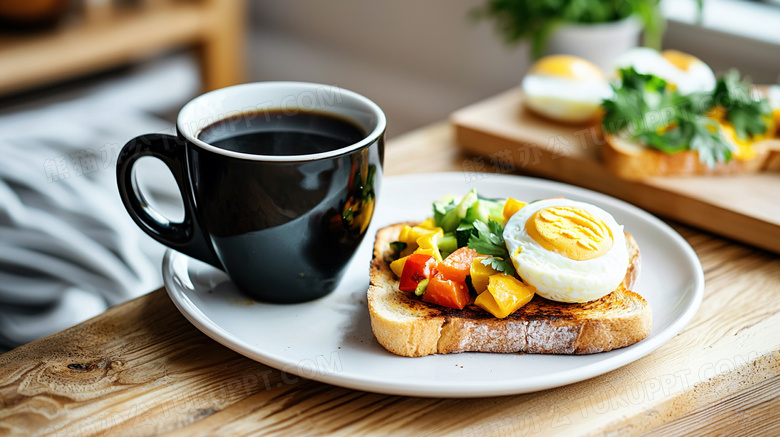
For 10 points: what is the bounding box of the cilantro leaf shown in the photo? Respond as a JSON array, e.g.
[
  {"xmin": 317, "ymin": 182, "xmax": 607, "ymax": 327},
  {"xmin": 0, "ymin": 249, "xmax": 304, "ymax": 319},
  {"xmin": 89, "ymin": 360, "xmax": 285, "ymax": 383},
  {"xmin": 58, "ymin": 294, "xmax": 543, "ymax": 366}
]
[
  {"xmin": 601, "ymin": 67, "xmax": 747, "ymax": 168},
  {"xmin": 481, "ymin": 256, "xmax": 515, "ymax": 277},
  {"xmin": 688, "ymin": 120, "xmax": 734, "ymax": 167},
  {"xmin": 467, "ymin": 234, "xmax": 505, "ymax": 257},
  {"xmin": 488, "ymin": 220, "xmax": 504, "ymax": 243},
  {"xmin": 710, "ymin": 70, "xmax": 771, "ymax": 140},
  {"xmin": 467, "ymin": 219, "xmax": 516, "ymax": 276},
  {"xmin": 472, "ymin": 219, "xmax": 489, "ymax": 235},
  {"xmin": 602, "ymin": 68, "xmax": 669, "ymax": 134},
  {"xmin": 469, "ymin": 220, "xmax": 506, "ymax": 256}
]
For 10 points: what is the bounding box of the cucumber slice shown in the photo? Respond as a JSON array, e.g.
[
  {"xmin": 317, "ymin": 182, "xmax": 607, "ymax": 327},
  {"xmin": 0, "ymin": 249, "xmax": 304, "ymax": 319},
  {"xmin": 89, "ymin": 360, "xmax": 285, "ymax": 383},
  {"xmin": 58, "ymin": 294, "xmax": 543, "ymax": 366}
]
[
  {"xmin": 456, "ymin": 223, "xmax": 475, "ymax": 248},
  {"xmin": 440, "ymin": 209, "xmax": 459, "ymax": 232},
  {"xmin": 464, "ymin": 200, "xmax": 490, "ymax": 224},
  {"xmin": 438, "ymin": 234, "xmax": 458, "ymax": 254},
  {"xmin": 454, "ymin": 190, "xmax": 478, "ymax": 217},
  {"xmin": 488, "ymin": 200, "xmax": 506, "ymax": 222},
  {"xmin": 433, "ymin": 194, "xmax": 456, "ymax": 227},
  {"xmin": 441, "ymin": 190, "xmax": 477, "ymax": 232}
]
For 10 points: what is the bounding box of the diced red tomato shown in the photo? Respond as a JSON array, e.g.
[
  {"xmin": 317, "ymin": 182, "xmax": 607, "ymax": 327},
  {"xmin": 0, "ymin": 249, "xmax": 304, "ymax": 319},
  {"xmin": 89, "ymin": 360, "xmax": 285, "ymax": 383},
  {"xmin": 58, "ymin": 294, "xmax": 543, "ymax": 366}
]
[
  {"xmin": 399, "ymin": 254, "xmax": 436, "ymax": 292},
  {"xmin": 436, "ymin": 247, "xmax": 480, "ymax": 283},
  {"xmin": 423, "ymin": 273, "xmax": 470, "ymax": 310}
]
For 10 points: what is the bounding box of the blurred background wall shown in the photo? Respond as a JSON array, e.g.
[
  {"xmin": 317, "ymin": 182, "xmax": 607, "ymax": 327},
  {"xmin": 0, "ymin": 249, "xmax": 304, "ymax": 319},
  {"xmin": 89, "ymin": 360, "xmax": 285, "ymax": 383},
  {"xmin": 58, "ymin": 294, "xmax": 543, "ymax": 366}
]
[
  {"xmin": 248, "ymin": 0, "xmax": 528, "ymax": 137},
  {"xmin": 247, "ymin": 0, "xmax": 780, "ymax": 137},
  {"xmin": 2, "ymin": 0, "xmax": 779, "ymax": 138}
]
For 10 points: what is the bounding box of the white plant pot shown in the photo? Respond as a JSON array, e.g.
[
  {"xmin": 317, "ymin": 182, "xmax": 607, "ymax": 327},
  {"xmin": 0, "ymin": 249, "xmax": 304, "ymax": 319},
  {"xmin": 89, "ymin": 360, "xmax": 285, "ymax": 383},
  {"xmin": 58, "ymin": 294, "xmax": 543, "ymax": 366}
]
[{"xmin": 546, "ymin": 15, "xmax": 643, "ymax": 72}]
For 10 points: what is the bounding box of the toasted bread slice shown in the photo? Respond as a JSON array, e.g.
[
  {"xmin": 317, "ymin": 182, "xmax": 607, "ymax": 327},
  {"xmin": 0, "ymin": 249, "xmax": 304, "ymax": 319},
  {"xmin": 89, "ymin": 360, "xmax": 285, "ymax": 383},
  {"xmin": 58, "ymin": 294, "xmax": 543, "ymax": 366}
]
[
  {"xmin": 603, "ymin": 132, "xmax": 780, "ymax": 180},
  {"xmin": 367, "ymin": 223, "xmax": 650, "ymax": 357}
]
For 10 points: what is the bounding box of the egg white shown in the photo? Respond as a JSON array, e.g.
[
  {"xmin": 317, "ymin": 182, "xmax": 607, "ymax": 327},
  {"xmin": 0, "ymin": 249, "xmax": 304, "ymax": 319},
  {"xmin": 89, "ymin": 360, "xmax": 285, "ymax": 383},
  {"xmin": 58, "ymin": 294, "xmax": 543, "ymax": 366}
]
[
  {"xmin": 522, "ymin": 75, "xmax": 613, "ymax": 123},
  {"xmin": 503, "ymin": 199, "xmax": 629, "ymax": 303},
  {"xmin": 673, "ymin": 59, "xmax": 716, "ymax": 95},
  {"xmin": 612, "ymin": 47, "xmax": 715, "ymax": 95}
]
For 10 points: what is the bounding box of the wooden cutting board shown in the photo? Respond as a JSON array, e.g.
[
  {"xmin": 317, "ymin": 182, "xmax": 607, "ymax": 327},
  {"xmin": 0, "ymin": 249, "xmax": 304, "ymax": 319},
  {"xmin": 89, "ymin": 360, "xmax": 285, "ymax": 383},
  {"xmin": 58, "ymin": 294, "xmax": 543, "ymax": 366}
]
[{"xmin": 452, "ymin": 87, "xmax": 780, "ymax": 254}]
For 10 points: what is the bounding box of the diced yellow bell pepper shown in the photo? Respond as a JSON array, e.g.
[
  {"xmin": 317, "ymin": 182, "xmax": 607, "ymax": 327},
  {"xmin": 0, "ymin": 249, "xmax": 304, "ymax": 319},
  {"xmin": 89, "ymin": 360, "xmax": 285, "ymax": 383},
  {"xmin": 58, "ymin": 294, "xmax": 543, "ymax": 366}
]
[
  {"xmin": 414, "ymin": 247, "xmax": 442, "ymax": 262},
  {"xmin": 418, "ymin": 217, "xmax": 436, "ymax": 229},
  {"xmin": 470, "ymin": 258, "xmax": 500, "ymax": 294},
  {"xmin": 399, "ymin": 225, "xmax": 442, "ymax": 245},
  {"xmin": 416, "ymin": 229, "xmax": 443, "ymax": 249},
  {"xmin": 398, "ymin": 225, "xmax": 412, "ymax": 243},
  {"xmin": 414, "ymin": 229, "xmax": 443, "ymax": 261},
  {"xmin": 502, "ymin": 198, "xmax": 528, "ymax": 223},
  {"xmin": 390, "ymin": 255, "xmax": 409, "ymax": 277},
  {"xmin": 408, "ymin": 226, "xmax": 442, "ymax": 243},
  {"xmin": 475, "ymin": 273, "xmax": 535, "ymax": 318}
]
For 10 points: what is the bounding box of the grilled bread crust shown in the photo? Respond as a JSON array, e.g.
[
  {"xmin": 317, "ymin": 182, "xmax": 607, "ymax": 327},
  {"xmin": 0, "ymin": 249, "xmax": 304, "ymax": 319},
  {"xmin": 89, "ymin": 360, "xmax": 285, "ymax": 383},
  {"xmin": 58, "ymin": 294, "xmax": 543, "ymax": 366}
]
[
  {"xmin": 603, "ymin": 133, "xmax": 780, "ymax": 180},
  {"xmin": 367, "ymin": 223, "xmax": 651, "ymax": 357}
]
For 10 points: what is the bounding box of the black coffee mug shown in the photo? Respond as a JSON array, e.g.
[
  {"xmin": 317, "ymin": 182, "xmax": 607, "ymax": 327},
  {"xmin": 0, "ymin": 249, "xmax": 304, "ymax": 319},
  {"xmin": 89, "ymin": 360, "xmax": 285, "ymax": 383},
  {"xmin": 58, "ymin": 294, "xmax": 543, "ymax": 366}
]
[{"xmin": 117, "ymin": 82, "xmax": 385, "ymax": 303}]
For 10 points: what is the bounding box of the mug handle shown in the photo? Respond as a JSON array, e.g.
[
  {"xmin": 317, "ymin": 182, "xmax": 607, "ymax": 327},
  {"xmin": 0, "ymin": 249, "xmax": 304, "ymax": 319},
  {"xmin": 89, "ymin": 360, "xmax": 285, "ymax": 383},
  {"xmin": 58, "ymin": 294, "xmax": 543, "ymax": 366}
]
[{"xmin": 116, "ymin": 133, "xmax": 223, "ymax": 269}]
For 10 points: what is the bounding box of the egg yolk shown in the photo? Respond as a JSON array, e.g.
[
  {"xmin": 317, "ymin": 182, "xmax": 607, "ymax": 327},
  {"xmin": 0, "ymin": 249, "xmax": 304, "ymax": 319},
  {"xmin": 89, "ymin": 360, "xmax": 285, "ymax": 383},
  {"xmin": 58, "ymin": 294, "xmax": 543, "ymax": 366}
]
[
  {"xmin": 661, "ymin": 50, "xmax": 699, "ymax": 72},
  {"xmin": 528, "ymin": 55, "xmax": 605, "ymax": 82},
  {"xmin": 707, "ymin": 105, "xmax": 776, "ymax": 161},
  {"xmin": 719, "ymin": 122, "xmax": 757, "ymax": 160},
  {"xmin": 526, "ymin": 207, "xmax": 613, "ymax": 261}
]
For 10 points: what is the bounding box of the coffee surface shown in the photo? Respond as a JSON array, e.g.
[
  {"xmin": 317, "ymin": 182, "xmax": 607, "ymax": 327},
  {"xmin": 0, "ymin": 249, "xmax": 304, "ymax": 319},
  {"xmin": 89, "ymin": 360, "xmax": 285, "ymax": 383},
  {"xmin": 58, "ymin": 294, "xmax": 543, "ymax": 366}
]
[{"xmin": 198, "ymin": 109, "xmax": 365, "ymax": 156}]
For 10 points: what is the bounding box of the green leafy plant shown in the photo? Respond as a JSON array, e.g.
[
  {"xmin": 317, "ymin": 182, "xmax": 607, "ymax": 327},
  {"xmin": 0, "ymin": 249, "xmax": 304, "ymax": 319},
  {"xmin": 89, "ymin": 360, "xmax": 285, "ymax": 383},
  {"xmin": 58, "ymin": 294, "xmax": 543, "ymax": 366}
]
[{"xmin": 472, "ymin": 0, "xmax": 668, "ymax": 59}]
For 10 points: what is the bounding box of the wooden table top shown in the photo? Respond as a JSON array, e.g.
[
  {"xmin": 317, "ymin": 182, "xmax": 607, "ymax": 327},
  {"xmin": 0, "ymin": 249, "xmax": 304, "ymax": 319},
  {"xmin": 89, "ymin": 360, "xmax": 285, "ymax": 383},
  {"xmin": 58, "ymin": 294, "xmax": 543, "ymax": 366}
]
[{"xmin": 1, "ymin": 122, "xmax": 778, "ymax": 437}]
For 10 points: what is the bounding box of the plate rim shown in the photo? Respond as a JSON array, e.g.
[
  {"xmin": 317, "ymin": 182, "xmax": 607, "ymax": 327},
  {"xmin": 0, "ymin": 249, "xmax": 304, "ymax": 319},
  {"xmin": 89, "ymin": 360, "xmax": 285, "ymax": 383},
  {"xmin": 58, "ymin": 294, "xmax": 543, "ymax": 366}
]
[{"xmin": 163, "ymin": 172, "xmax": 705, "ymax": 397}]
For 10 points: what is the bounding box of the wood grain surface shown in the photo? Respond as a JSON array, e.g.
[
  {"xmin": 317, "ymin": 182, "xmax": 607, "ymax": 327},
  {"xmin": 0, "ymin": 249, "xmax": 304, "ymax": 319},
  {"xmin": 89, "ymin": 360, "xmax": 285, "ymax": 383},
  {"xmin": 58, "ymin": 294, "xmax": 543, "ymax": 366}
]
[
  {"xmin": 0, "ymin": 123, "xmax": 778, "ymax": 437},
  {"xmin": 451, "ymin": 88, "xmax": 780, "ymax": 255},
  {"xmin": 0, "ymin": 0, "xmax": 244, "ymax": 96}
]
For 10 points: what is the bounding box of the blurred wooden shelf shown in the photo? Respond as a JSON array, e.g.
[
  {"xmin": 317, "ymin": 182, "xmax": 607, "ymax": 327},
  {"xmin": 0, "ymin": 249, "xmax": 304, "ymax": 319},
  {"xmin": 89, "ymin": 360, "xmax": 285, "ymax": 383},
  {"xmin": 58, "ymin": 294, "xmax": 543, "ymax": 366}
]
[{"xmin": 0, "ymin": 0, "xmax": 244, "ymax": 96}]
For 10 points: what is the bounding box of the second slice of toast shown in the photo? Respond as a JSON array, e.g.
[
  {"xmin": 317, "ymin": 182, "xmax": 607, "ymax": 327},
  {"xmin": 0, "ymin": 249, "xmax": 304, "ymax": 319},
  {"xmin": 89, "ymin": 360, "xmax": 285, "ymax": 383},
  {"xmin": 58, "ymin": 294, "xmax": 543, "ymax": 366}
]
[
  {"xmin": 367, "ymin": 223, "xmax": 652, "ymax": 357},
  {"xmin": 603, "ymin": 132, "xmax": 780, "ymax": 180}
]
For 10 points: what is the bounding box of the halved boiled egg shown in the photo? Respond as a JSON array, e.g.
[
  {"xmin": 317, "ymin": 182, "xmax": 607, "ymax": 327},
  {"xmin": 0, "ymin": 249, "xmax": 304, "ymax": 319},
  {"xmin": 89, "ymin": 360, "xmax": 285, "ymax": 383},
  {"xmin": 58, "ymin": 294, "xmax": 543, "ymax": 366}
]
[
  {"xmin": 503, "ymin": 199, "xmax": 629, "ymax": 303},
  {"xmin": 612, "ymin": 48, "xmax": 716, "ymax": 95},
  {"xmin": 522, "ymin": 55, "xmax": 613, "ymax": 124}
]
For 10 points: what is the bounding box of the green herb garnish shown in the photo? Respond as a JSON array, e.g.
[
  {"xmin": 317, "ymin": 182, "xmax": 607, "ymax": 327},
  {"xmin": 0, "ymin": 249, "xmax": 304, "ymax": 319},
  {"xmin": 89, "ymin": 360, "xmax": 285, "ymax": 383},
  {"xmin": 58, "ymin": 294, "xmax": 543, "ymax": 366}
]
[
  {"xmin": 468, "ymin": 220, "xmax": 516, "ymax": 276},
  {"xmin": 389, "ymin": 241, "xmax": 407, "ymax": 253},
  {"xmin": 602, "ymin": 67, "xmax": 736, "ymax": 167},
  {"xmin": 708, "ymin": 69, "xmax": 771, "ymax": 141},
  {"xmin": 480, "ymin": 256, "xmax": 514, "ymax": 276}
]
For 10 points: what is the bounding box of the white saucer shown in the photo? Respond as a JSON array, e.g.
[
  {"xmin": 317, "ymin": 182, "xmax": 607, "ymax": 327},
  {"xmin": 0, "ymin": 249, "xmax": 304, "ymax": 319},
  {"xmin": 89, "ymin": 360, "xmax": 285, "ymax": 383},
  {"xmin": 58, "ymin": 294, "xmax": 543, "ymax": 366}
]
[{"xmin": 163, "ymin": 173, "xmax": 704, "ymax": 397}]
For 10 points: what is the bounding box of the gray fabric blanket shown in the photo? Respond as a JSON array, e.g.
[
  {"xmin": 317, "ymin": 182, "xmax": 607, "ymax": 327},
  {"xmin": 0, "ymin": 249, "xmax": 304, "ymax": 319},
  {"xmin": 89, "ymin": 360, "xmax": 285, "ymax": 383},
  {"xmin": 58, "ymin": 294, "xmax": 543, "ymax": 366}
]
[{"xmin": 0, "ymin": 54, "xmax": 199, "ymax": 348}]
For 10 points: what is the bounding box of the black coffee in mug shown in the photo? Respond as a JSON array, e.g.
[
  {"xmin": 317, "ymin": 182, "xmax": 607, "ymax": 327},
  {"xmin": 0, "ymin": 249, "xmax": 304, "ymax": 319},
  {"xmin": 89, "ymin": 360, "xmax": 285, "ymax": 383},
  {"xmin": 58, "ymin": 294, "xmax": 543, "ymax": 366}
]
[
  {"xmin": 198, "ymin": 110, "xmax": 366, "ymax": 156},
  {"xmin": 116, "ymin": 82, "xmax": 385, "ymax": 303}
]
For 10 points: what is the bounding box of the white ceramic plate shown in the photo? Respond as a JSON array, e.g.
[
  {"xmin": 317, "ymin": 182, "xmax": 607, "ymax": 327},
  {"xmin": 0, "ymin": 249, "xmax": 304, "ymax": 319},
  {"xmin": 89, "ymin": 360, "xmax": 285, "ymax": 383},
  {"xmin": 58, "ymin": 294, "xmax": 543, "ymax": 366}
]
[{"xmin": 163, "ymin": 173, "xmax": 703, "ymax": 398}]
